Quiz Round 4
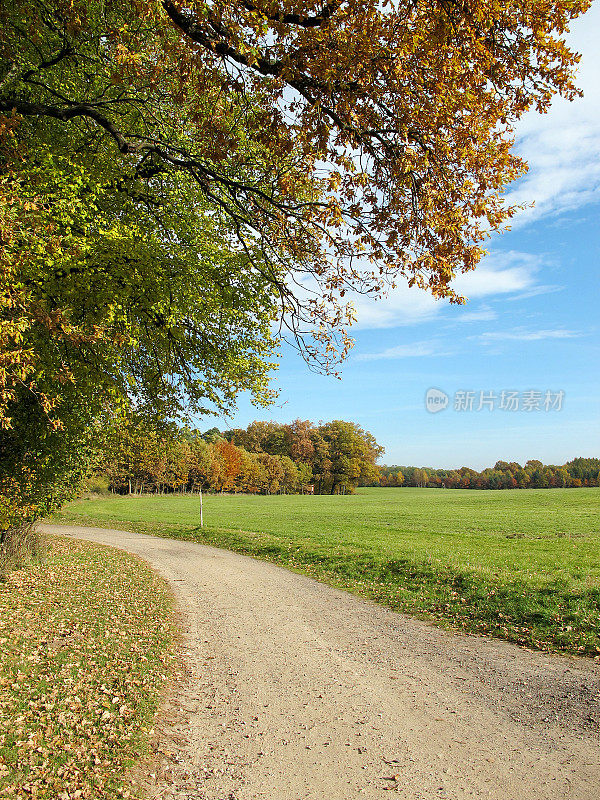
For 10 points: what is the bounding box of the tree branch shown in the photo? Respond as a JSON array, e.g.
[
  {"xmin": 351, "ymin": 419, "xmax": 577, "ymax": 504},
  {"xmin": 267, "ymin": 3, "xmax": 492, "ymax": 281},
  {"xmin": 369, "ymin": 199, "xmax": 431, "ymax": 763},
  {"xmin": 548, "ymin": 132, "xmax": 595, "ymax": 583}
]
[
  {"xmin": 238, "ymin": 0, "xmax": 340, "ymax": 28},
  {"xmin": 0, "ymin": 98, "xmax": 145, "ymax": 154}
]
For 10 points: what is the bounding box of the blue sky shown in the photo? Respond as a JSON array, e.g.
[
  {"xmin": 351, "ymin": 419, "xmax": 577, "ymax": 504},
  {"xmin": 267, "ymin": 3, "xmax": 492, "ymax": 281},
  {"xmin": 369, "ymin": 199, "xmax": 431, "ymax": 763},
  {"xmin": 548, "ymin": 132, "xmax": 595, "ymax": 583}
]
[{"xmin": 204, "ymin": 5, "xmax": 600, "ymax": 470}]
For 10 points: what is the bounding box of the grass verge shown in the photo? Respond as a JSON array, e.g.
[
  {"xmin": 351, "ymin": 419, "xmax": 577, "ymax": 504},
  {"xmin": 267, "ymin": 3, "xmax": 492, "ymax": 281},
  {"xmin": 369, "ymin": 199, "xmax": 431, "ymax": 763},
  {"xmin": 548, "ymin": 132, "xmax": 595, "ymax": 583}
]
[
  {"xmin": 55, "ymin": 489, "xmax": 600, "ymax": 659},
  {"xmin": 0, "ymin": 535, "xmax": 176, "ymax": 800}
]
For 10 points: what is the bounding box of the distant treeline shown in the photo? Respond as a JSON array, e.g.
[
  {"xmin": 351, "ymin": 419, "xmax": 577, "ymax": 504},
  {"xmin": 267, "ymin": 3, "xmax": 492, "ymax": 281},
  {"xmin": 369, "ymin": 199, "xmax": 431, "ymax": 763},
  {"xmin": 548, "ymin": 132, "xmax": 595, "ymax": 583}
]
[
  {"xmin": 100, "ymin": 418, "xmax": 383, "ymax": 495},
  {"xmin": 99, "ymin": 416, "xmax": 599, "ymax": 495},
  {"xmin": 378, "ymin": 459, "xmax": 600, "ymax": 489}
]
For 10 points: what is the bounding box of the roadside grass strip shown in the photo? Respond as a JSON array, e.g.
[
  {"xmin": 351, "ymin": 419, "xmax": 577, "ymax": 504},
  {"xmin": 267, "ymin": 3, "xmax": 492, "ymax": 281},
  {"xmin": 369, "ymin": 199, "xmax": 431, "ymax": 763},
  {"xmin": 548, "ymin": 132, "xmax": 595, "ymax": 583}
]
[{"xmin": 0, "ymin": 536, "xmax": 176, "ymax": 800}]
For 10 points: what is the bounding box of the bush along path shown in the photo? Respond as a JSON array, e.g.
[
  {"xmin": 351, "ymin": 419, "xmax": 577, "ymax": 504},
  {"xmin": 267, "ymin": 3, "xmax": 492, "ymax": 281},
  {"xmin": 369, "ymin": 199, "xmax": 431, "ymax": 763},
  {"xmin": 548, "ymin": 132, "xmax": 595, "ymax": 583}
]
[{"xmin": 0, "ymin": 535, "xmax": 176, "ymax": 800}]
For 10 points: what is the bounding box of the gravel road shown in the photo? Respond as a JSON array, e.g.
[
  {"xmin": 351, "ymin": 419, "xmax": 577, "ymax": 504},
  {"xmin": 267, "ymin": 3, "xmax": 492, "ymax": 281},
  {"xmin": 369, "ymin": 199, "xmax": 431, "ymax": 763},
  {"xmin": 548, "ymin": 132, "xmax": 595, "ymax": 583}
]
[{"xmin": 39, "ymin": 523, "xmax": 600, "ymax": 800}]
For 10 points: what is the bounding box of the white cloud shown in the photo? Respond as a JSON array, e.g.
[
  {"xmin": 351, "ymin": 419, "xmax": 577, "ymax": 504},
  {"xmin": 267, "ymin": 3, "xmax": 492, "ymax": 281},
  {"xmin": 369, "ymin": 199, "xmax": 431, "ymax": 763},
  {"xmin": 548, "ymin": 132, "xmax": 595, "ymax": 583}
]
[
  {"xmin": 357, "ymin": 326, "xmax": 580, "ymax": 362},
  {"xmin": 347, "ymin": 283, "xmax": 441, "ymax": 330},
  {"xmin": 345, "ymin": 249, "xmax": 547, "ymax": 329},
  {"xmin": 356, "ymin": 340, "xmax": 451, "ymax": 361},
  {"xmin": 451, "ymin": 251, "xmax": 540, "ymax": 298},
  {"xmin": 505, "ymin": 285, "xmax": 563, "ymax": 302},
  {"xmin": 453, "ymin": 307, "xmax": 498, "ymax": 323},
  {"xmin": 479, "ymin": 328, "xmax": 581, "ymax": 344},
  {"xmin": 504, "ymin": 3, "xmax": 600, "ymax": 226}
]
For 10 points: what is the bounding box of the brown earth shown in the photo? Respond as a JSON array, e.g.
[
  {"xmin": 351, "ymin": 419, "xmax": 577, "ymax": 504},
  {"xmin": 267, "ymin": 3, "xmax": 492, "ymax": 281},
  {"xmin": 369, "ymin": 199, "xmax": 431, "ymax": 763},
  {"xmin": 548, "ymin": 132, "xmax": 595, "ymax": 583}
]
[{"xmin": 39, "ymin": 523, "xmax": 600, "ymax": 800}]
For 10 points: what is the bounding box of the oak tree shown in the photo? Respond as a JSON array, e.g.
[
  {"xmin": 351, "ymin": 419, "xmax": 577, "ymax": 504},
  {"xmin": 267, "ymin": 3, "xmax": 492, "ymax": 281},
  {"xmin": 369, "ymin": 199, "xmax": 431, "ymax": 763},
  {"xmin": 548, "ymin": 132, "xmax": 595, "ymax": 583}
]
[
  {"xmin": 0, "ymin": 0, "xmax": 590, "ymax": 540},
  {"xmin": 1, "ymin": 0, "xmax": 589, "ymax": 410}
]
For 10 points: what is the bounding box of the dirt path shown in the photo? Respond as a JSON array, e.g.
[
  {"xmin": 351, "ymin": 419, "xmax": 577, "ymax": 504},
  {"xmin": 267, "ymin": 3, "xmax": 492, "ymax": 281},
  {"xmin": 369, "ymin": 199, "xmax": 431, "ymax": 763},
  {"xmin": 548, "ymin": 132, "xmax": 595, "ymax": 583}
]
[{"xmin": 39, "ymin": 523, "xmax": 600, "ymax": 800}]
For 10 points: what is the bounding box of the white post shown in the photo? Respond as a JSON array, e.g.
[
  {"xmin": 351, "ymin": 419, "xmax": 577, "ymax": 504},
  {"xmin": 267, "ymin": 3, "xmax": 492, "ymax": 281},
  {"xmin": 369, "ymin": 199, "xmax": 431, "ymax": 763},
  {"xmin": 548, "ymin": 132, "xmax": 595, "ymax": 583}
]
[{"xmin": 200, "ymin": 486, "xmax": 203, "ymax": 528}]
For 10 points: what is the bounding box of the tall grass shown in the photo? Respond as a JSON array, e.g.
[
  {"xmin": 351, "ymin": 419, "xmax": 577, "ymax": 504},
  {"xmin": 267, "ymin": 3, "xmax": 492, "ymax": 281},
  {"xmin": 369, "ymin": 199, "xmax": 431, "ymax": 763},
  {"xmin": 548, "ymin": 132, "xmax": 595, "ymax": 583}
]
[{"xmin": 0, "ymin": 523, "xmax": 43, "ymax": 577}]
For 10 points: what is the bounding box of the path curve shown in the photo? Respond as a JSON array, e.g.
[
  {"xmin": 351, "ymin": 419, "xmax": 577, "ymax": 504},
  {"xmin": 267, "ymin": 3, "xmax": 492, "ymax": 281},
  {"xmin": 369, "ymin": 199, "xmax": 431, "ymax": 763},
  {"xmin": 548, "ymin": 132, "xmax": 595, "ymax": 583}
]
[{"xmin": 40, "ymin": 523, "xmax": 600, "ymax": 800}]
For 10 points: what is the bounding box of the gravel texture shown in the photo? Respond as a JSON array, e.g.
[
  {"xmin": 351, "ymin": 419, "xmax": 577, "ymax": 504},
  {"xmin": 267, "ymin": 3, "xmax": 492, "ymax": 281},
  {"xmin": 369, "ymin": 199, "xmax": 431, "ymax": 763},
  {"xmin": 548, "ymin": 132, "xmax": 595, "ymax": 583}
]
[{"xmin": 39, "ymin": 523, "xmax": 600, "ymax": 800}]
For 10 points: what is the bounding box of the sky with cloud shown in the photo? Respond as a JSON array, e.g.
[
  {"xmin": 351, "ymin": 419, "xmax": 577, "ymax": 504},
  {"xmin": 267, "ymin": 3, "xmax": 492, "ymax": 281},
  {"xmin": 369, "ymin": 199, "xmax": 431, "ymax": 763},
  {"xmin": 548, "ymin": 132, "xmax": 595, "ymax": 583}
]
[{"xmin": 203, "ymin": 5, "xmax": 600, "ymax": 469}]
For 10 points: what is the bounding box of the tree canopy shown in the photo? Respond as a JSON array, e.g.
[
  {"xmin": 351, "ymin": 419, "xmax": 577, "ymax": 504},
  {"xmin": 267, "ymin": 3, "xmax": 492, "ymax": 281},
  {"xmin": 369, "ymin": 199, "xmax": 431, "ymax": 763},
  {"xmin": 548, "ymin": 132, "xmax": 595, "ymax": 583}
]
[
  {"xmin": 1, "ymin": 0, "xmax": 589, "ymax": 416},
  {"xmin": 0, "ymin": 0, "xmax": 590, "ymax": 535}
]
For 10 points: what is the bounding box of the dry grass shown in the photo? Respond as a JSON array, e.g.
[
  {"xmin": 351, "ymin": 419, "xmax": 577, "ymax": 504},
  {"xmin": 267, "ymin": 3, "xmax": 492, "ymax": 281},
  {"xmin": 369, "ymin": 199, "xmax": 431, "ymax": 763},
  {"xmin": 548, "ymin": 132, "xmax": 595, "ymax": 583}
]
[{"xmin": 0, "ymin": 524, "xmax": 43, "ymax": 578}]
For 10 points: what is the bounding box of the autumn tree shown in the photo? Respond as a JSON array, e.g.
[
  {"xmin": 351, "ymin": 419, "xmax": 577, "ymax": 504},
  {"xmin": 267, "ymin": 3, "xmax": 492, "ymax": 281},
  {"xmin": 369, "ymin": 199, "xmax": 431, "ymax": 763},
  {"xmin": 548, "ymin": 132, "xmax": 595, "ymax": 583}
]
[
  {"xmin": 235, "ymin": 448, "xmax": 263, "ymax": 493},
  {"xmin": 308, "ymin": 428, "xmax": 333, "ymax": 493},
  {"xmin": 254, "ymin": 453, "xmax": 282, "ymax": 494},
  {"xmin": 565, "ymin": 457, "xmax": 600, "ymax": 485},
  {"xmin": 102, "ymin": 416, "xmax": 138, "ymax": 493},
  {"xmin": 391, "ymin": 470, "xmax": 404, "ymax": 488},
  {"xmin": 166, "ymin": 439, "xmax": 194, "ymax": 492},
  {"xmin": 215, "ymin": 440, "xmax": 243, "ymax": 491},
  {"xmin": 289, "ymin": 420, "xmax": 316, "ymax": 463},
  {"xmin": 279, "ymin": 456, "xmax": 300, "ymax": 494},
  {"xmin": 296, "ymin": 460, "xmax": 314, "ymax": 492},
  {"xmin": 94, "ymin": 418, "xmax": 599, "ymax": 495},
  {"xmin": 376, "ymin": 459, "xmax": 600, "ymax": 490},
  {"xmin": 0, "ymin": 0, "xmax": 590, "ymax": 551},
  {"xmin": 2, "ymin": 0, "xmax": 590, "ymax": 391},
  {"xmin": 413, "ymin": 468, "xmax": 428, "ymax": 488},
  {"xmin": 317, "ymin": 420, "xmax": 383, "ymax": 494},
  {"xmin": 0, "ymin": 0, "xmax": 280, "ymax": 548}
]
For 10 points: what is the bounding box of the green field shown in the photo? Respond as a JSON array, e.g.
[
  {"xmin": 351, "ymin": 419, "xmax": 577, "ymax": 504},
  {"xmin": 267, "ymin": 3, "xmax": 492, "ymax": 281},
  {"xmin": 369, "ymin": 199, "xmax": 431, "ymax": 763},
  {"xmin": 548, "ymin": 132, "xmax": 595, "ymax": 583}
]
[{"xmin": 54, "ymin": 487, "xmax": 600, "ymax": 656}]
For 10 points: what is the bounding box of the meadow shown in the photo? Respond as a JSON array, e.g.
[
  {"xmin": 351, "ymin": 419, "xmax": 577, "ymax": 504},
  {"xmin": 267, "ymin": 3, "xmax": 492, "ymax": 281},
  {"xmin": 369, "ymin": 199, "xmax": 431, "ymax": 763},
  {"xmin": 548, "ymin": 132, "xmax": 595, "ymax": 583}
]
[{"xmin": 54, "ymin": 487, "xmax": 600, "ymax": 656}]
